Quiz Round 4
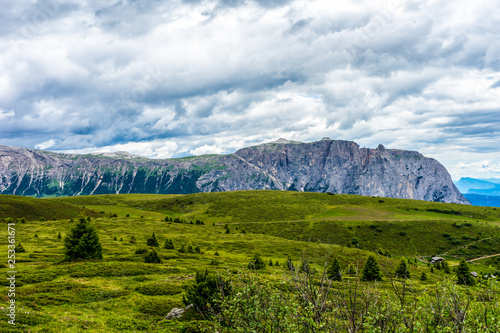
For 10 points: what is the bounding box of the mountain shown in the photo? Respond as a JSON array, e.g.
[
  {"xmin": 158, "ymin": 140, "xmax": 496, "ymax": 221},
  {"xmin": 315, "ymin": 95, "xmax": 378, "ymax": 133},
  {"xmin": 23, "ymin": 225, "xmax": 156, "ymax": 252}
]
[
  {"xmin": 455, "ymin": 177, "xmax": 500, "ymax": 196},
  {"xmin": 0, "ymin": 138, "xmax": 469, "ymax": 204}
]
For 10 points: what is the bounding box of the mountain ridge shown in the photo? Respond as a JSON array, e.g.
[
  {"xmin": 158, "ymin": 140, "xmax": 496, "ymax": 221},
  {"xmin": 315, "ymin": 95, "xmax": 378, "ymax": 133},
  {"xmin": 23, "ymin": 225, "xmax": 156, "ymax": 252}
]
[{"xmin": 0, "ymin": 139, "xmax": 469, "ymax": 204}]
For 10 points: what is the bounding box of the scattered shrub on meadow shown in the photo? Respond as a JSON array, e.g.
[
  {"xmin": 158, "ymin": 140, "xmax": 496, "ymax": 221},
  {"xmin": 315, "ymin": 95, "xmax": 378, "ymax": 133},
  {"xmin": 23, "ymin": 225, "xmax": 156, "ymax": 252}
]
[{"xmin": 144, "ymin": 249, "xmax": 162, "ymax": 264}]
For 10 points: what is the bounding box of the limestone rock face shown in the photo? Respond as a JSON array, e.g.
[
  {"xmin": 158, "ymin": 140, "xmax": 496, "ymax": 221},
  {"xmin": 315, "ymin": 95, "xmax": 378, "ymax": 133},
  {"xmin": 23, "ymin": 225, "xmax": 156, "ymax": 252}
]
[{"xmin": 0, "ymin": 139, "xmax": 469, "ymax": 204}]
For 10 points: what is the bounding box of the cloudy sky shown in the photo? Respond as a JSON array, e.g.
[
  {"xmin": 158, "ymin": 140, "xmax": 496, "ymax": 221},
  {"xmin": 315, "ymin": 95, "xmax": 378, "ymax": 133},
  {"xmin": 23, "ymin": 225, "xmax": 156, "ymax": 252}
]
[{"xmin": 1, "ymin": 0, "xmax": 499, "ymax": 179}]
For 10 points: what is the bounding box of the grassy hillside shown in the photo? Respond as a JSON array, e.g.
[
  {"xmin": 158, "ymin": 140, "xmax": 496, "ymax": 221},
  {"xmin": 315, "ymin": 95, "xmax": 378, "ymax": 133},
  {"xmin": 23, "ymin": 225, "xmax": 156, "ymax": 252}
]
[
  {"xmin": 55, "ymin": 191, "xmax": 500, "ymax": 257},
  {"xmin": 0, "ymin": 194, "xmax": 102, "ymax": 221},
  {"xmin": 2, "ymin": 191, "xmax": 500, "ymax": 332}
]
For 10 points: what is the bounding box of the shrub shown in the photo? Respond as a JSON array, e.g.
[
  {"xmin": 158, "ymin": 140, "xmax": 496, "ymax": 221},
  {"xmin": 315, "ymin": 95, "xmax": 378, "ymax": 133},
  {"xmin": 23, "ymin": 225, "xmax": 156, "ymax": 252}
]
[
  {"xmin": 144, "ymin": 249, "xmax": 162, "ymax": 264},
  {"xmin": 135, "ymin": 248, "xmax": 148, "ymax": 255},
  {"xmin": 164, "ymin": 239, "xmax": 175, "ymax": 249},
  {"xmin": 146, "ymin": 233, "xmax": 159, "ymax": 247},
  {"xmin": 138, "ymin": 299, "xmax": 181, "ymax": 316},
  {"xmin": 136, "ymin": 283, "xmax": 182, "ymax": 296},
  {"xmin": 64, "ymin": 217, "xmax": 103, "ymax": 261},
  {"xmin": 248, "ymin": 253, "xmax": 266, "ymax": 270},
  {"xmin": 182, "ymin": 270, "xmax": 231, "ymax": 313}
]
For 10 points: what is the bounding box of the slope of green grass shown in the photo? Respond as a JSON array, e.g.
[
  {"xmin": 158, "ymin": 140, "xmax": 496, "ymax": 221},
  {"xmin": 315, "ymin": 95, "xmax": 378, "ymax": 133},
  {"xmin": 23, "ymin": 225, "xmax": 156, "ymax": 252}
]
[{"xmin": 0, "ymin": 194, "xmax": 101, "ymax": 221}]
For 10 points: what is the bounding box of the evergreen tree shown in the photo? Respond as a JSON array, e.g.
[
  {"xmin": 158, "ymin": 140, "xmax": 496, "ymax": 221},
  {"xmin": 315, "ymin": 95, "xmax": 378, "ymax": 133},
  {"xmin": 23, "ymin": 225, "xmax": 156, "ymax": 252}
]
[
  {"xmin": 58, "ymin": 232, "xmax": 62, "ymax": 240},
  {"xmin": 164, "ymin": 238, "xmax": 175, "ymax": 249},
  {"xmin": 456, "ymin": 259, "xmax": 475, "ymax": 286},
  {"xmin": 64, "ymin": 217, "xmax": 103, "ymax": 261},
  {"xmin": 144, "ymin": 249, "xmax": 162, "ymax": 264},
  {"xmin": 15, "ymin": 242, "xmax": 26, "ymax": 253},
  {"xmin": 361, "ymin": 255, "xmax": 382, "ymax": 281},
  {"xmin": 187, "ymin": 242, "xmax": 194, "ymax": 253},
  {"xmin": 420, "ymin": 271, "xmax": 427, "ymax": 281},
  {"xmin": 327, "ymin": 257, "xmax": 342, "ymax": 281},
  {"xmin": 248, "ymin": 253, "xmax": 266, "ymax": 270},
  {"xmin": 395, "ymin": 258, "xmax": 411, "ymax": 279},
  {"xmin": 275, "ymin": 260, "xmax": 279, "ymax": 267},
  {"xmin": 113, "ymin": 236, "xmax": 117, "ymax": 241},
  {"xmin": 225, "ymin": 228, "xmax": 230, "ymax": 234},
  {"xmin": 130, "ymin": 235, "xmax": 137, "ymax": 244},
  {"xmin": 269, "ymin": 259, "xmax": 273, "ymax": 266},
  {"xmin": 178, "ymin": 244, "xmax": 186, "ymax": 253},
  {"xmin": 146, "ymin": 233, "xmax": 159, "ymax": 247},
  {"xmin": 194, "ymin": 244, "xmax": 201, "ymax": 254},
  {"xmin": 430, "ymin": 266, "xmax": 434, "ymax": 273}
]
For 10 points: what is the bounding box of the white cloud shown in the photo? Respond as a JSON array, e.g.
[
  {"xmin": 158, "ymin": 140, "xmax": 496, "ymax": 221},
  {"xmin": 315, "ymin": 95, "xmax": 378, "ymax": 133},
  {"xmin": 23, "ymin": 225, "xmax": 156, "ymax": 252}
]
[
  {"xmin": 35, "ymin": 139, "xmax": 56, "ymax": 150},
  {"xmin": 189, "ymin": 144, "xmax": 225, "ymax": 156}
]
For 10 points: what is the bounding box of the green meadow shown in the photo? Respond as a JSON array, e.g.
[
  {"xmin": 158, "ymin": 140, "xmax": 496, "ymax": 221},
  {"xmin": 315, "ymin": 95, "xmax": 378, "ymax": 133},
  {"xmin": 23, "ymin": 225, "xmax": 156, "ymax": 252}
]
[{"xmin": 1, "ymin": 190, "xmax": 500, "ymax": 332}]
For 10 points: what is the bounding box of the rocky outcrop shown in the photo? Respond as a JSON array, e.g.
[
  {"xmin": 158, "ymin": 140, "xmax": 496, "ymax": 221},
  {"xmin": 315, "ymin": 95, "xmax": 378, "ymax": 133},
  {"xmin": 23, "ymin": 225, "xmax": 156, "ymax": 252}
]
[{"xmin": 0, "ymin": 139, "xmax": 469, "ymax": 204}]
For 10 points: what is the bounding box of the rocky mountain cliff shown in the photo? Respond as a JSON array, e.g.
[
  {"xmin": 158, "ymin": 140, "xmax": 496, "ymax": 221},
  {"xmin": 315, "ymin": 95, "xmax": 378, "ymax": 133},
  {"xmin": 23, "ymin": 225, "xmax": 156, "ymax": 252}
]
[{"xmin": 0, "ymin": 138, "xmax": 469, "ymax": 204}]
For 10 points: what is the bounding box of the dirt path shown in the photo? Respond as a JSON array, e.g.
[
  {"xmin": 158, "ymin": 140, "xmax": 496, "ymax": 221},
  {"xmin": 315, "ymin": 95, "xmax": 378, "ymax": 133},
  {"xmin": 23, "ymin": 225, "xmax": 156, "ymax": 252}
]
[{"xmin": 469, "ymin": 253, "xmax": 500, "ymax": 262}]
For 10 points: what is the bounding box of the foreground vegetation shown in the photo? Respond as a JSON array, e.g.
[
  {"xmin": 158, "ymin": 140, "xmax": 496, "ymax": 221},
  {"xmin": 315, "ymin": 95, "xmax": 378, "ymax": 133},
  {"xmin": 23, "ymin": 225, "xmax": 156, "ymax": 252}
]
[{"xmin": 1, "ymin": 190, "xmax": 500, "ymax": 332}]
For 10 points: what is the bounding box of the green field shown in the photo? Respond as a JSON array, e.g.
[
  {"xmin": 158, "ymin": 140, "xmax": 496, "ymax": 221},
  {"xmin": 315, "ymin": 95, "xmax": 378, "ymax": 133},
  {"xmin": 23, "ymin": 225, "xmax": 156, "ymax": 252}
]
[{"xmin": 1, "ymin": 191, "xmax": 500, "ymax": 332}]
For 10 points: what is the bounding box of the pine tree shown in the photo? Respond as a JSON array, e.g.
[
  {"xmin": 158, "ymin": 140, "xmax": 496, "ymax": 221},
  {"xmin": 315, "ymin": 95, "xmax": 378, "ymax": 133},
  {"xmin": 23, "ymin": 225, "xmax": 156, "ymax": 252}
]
[
  {"xmin": 327, "ymin": 257, "xmax": 342, "ymax": 281},
  {"xmin": 144, "ymin": 249, "xmax": 162, "ymax": 264},
  {"xmin": 248, "ymin": 253, "xmax": 266, "ymax": 270},
  {"xmin": 146, "ymin": 233, "xmax": 159, "ymax": 247},
  {"xmin": 15, "ymin": 242, "xmax": 26, "ymax": 253},
  {"xmin": 113, "ymin": 236, "xmax": 117, "ymax": 241},
  {"xmin": 269, "ymin": 259, "xmax": 273, "ymax": 266},
  {"xmin": 395, "ymin": 258, "xmax": 411, "ymax": 279},
  {"xmin": 225, "ymin": 228, "xmax": 230, "ymax": 234},
  {"xmin": 456, "ymin": 259, "xmax": 475, "ymax": 286},
  {"xmin": 420, "ymin": 271, "xmax": 427, "ymax": 281},
  {"xmin": 164, "ymin": 239, "xmax": 175, "ymax": 249},
  {"xmin": 64, "ymin": 217, "xmax": 103, "ymax": 261},
  {"xmin": 57, "ymin": 232, "xmax": 62, "ymax": 240},
  {"xmin": 361, "ymin": 255, "xmax": 382, "ymax": 281}
]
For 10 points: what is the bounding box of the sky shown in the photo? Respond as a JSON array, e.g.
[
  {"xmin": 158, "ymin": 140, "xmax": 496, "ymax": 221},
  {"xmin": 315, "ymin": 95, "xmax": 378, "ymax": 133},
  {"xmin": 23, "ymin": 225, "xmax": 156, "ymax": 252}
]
[{"xmin": 0, "ymin": 0, "xmax": 499, "ymax": 180}]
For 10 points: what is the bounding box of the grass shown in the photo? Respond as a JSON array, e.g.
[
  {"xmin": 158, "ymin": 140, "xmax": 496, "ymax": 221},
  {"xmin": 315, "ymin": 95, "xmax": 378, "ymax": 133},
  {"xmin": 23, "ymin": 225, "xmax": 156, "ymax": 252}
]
[{"xmin": 1, "ymin": 190, "xmax": 500, "ymax": 331}]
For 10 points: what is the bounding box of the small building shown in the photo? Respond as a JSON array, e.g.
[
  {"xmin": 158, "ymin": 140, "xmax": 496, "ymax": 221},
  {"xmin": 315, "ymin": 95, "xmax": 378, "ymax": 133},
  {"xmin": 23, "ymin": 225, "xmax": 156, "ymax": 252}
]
[
  {"xmin": 471, "ymin": 271, "xmax": 478, "ymax": 278},
  {"xmin": 430, "ymin": 257, "xmax": 445, "ymax": 264}
]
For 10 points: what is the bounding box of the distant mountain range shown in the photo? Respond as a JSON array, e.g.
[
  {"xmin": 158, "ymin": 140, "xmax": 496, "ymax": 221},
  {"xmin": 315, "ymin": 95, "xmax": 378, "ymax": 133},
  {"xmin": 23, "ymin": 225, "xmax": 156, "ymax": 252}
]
[
  {"xmin": 454, "ymin": 177, "xmax": 500, "ymax": 207},
  {"xmin": 0, "ymin": 138, "xmax": 469, "ymax": 204}
]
